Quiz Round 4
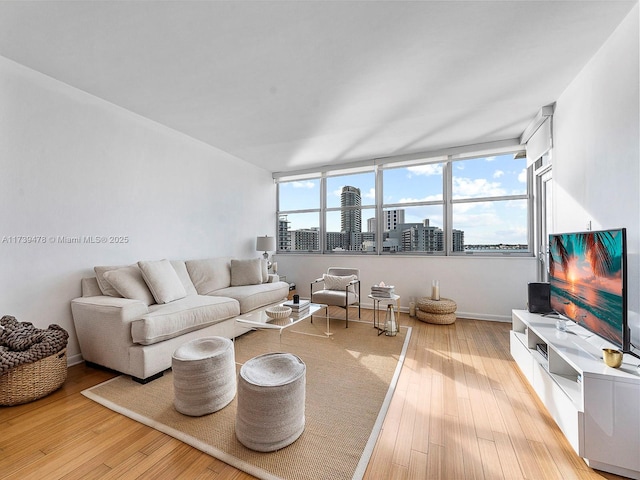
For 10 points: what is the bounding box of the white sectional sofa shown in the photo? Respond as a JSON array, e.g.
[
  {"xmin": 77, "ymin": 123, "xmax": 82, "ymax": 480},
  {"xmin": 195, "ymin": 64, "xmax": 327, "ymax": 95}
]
[{"xmin": 71, "ymin": 257, "xmax": 288, "ymax": 383}]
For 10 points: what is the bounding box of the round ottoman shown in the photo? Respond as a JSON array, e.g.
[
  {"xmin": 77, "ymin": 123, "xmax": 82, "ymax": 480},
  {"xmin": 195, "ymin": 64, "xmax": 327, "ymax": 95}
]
[
  {"xmin": 172, "ymin": 337, "xmax": 236, "ymax": 416},
  {"xmin": 416, "ymin": 297, "xmax": 457, "ymax": 325},
  {"xmin": 235, "ymin": 352, "xmax": 306, "ymax": 452}
]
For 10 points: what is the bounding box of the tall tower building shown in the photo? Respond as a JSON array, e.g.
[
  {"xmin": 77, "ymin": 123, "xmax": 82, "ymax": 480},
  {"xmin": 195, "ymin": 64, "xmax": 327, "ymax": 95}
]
[
  {"xmin": 383, "ymin": 209, "xmax": 405, "ymax": 231},
  {"xmin": 340, "ymin": 186, "xmax": 361, "ymax": 233}
]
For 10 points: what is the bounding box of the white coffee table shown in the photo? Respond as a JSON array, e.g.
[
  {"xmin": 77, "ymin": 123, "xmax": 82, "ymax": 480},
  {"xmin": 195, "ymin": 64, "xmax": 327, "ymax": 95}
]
[{"xmin": 235, "ymin": 302, "xmax": 329, "ymax": 341}]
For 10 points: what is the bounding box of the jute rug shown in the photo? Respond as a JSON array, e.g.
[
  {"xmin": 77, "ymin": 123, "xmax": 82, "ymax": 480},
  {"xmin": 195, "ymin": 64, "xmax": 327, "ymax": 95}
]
[{"xmin": 82, "ymin": 318, "xmax": 411, "ymax": 480}]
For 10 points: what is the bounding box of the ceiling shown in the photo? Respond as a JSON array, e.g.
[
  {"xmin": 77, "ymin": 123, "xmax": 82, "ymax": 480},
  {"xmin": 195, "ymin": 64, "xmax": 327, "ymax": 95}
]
[{"xmin": 0, "ymin": 1, "xmax": 636, "ymax": 173}]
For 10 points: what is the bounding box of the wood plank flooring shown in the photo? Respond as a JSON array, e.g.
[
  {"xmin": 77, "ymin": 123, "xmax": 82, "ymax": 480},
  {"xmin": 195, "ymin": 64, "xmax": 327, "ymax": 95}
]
[{"xmin": 0, "ymin": 309, "xmax": 627, "ymax": 479}]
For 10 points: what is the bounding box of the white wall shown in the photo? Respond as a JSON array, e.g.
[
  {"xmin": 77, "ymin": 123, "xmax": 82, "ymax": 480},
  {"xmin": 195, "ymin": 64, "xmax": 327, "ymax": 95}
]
[
  {"xmin": 0, "ymin": 56, "xmax": 276, "ymax": 364},
  {"xmin": 553, "ymin": 5, "xmax": 639, "ymax": 344},
  {"xmin": 274, "ymin": 254, "xmax": 537, "ymax": 322}
]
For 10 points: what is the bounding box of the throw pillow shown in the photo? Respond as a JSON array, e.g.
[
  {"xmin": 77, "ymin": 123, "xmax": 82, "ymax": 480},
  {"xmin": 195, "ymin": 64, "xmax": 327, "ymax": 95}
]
[
  {"xmin": 94, "ymin": 265, "xmax": 127, "ymax": 297},
  {"xmin": 138, "ymin": 259, "xmax": 187, "ymax": 304},
  {"xmin": 230, "ymin": 258, "xmax": 263, "ymax": 286},
  {"xmin": 185, "ymin": 258, "xmax": 232, "ymax": 295},
  {"xmin": 104, "ymin": 266, "xmax": 156, "ymax": 305},
  {"xmin": 170, "ymin": 260, "xmax": 198, "ymax": 296},
  {"xmin": 323, "ymin": 273, "xmax": 357, "ymax": 292}
]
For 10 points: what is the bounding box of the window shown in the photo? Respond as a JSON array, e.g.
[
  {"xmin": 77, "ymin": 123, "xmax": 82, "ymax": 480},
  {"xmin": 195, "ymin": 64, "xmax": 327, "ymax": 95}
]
[
  {"xmin": 277, "ymin": 178, "xmax": 320, "ymax": 252},
  {"xmin": 451, "ymin": 154, "xmax": 529, "ymax": 253},
  {"xmin": 381, "ymin": 162, "xmax": 445, "ymax": 253},
  {"xmin": 325, "ymin": 171, "xmax": 375, "ymax": 252},
  {"xmin": 276, "ymin": 147, "xmax": 532, "ymax": 256}
]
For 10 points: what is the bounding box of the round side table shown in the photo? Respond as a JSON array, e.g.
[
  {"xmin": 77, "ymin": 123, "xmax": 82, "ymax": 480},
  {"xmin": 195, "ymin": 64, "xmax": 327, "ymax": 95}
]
[{"xmin": 416, "ymin": 297, "xmax": 457, "ymax": 325}]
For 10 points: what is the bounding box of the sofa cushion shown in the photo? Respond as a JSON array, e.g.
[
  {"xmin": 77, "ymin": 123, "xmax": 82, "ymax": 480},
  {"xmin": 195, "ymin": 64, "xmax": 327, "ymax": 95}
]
[
  {"xmin": 138, "ymin": 259, "xmax": 187, "ymax": 304},
  {"xmin": 186, "ymin": 257, "xmax": 231, "ymax": 295},
  {"xmin": 261, "ymin": 258, "xmax": 269, "ymax": 283},
  {"xmin": 231, "ymin": 258, "xmax": 263, "ymax": 286},
  {"xmin": 170, "ymin": 260, "xmax": 198, "ymax": 296},
  {"xmin": 131, "ymin": 295, "xmax": 240, "ymax": 345},
  {"xmin": 323, "ymin": 273, "xmax": 357, "ymax": 292},
  {"xmin": 94, "ymin": 265, "xmax": 127, "ymax": 297},
  {"xmin": 211, "ymin": 281, "xmax": 289, "ymax": 314},
  {"xmin": 103, "ymin": 266, "xmax": 156, "ymax": 305}
]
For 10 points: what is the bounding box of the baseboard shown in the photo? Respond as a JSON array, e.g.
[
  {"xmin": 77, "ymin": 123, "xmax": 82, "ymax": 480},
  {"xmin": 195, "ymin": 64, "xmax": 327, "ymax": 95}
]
[
  {"xmin": 67, "ymin": 352, "xmax": 84, "ymax": 367},
  {"xmin": 361, "ymin": 303, "xmax": 511, "ymax": 323}
]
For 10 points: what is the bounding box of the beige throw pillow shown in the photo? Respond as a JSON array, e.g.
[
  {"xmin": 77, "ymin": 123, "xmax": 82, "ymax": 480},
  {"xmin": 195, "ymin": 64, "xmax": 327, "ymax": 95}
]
[
  {"xmin": 94, "ymin": 265, "xmax": 127, "ymax": 297},
  {"xmin": 323, "ymin": 273, "xmax": 357, "ymax": 292},
  {"xmin": 104, "ymin": 266, "xmax": 156, "ymax": 305},
  {"xmin": 231, "ymin": 258, "xmax": 263, "ymax": 286},
  {"xmin": 138, "ymin": 259, "xmax": 187, "ymax": 304}
]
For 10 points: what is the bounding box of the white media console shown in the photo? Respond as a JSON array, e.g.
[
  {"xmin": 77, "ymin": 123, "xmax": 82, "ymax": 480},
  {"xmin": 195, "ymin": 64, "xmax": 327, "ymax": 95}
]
[{"xmin": 510, "ymin": 309, "xmax": 640, "ymax": 479}]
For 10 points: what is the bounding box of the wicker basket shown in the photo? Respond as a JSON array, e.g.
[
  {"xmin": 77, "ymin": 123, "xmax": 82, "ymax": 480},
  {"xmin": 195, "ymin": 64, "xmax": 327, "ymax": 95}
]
[{"xmin": 0, "ymin": 349, "xmax": 68, "ymax": 406}]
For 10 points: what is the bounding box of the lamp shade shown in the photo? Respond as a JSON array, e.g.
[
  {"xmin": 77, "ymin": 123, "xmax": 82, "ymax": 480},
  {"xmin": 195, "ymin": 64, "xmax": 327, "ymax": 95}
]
[{"xmin": 256, "ymin": 236, "xmax": 276, "ymax": 252}]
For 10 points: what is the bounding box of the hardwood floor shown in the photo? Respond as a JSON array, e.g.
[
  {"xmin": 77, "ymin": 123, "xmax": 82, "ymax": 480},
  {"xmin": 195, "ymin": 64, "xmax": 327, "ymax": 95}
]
[{"xmin": 0, "ymin": 309, "xmax": 628, "ymax": 479}]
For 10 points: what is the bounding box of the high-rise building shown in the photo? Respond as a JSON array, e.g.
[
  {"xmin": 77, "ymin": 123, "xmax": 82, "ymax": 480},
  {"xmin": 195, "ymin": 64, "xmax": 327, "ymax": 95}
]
[
  {"xmin": 278, "ymin": 214, "xmax": 291, "ymax": 251},
  {"xmin": 383, "ymin": 209, "xmax": 405, "ymax": 232},
  {"xmin": 293, "ymin": 228, "xmax": 319, "ymax": 251},
  {"xmin": 340, "ymin": 186, "xmax": 361, "ymax": 233}
]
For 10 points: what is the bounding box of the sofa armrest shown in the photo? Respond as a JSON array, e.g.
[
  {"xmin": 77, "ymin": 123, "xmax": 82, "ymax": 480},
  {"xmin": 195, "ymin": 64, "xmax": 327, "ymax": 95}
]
[
  {"xmin": 267, "ymin": 274, "xmax": 280, "ymax": 283},
  {"xmin": 71, "ymin": 296, "xmax": 149, "ymax": 374}
]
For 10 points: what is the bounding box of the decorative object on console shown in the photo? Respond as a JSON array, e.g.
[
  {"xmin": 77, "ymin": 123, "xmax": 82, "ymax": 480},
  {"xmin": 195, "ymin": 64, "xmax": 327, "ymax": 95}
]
[
  {"xmin": 256, "ymin": 235, "xmax": 276, "ymax": 269},
  {"xmin": 602, "ymin": 348, "xmax": 623, "ymax": 368}
]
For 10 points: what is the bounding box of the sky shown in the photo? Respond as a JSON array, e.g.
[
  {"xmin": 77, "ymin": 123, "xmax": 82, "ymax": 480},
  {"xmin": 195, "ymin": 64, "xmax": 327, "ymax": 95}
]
[{"xmin": 279, "ymin": 154, "xmax": 528, "ymax": 245}]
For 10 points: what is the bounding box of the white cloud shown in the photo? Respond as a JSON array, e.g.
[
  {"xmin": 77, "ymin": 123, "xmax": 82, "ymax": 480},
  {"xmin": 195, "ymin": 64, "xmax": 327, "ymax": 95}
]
[
  {"xmin": 453, "ymin": 177, "xmax": 505, "ymax": 198},
  {"xmin": 493, "ymin": 170, "xmax": 504, "ymax": 178},
  {"xmin": 363, "ymin": 187, "xmax": 376, "ymax": 200},
  {"xmin": 407, "ymin": 164, "xmax": 442, "ymax": 177},
  {"xmin": 518, "ymin": 168, "xmax": 527, "ymax": 183},
  {"xmin": 398, "ymin": 193, "xmax": 443, "ymax": 203}
]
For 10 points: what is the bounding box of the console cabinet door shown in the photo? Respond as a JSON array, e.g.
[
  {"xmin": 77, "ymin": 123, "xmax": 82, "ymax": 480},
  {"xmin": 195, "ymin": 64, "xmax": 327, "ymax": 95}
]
[{"xmin": 583, "ymin": 376, "xmax": 640, "ymax": 472}]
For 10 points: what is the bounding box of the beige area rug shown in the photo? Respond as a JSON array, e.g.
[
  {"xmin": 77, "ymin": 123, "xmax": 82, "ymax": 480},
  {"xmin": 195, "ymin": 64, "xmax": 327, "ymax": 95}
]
[{"xmin": 82, "ymin": 319, "xmax": 411, "ymax": 480}]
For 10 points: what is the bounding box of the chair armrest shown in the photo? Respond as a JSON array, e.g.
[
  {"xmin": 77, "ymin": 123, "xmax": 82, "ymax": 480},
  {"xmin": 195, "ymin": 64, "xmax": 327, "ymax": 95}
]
[
  {"xmin": 267, "ymin": 273, "xmax": 280, "ymax": 283},
  {"xmin": 310, "ymin": 278, "xmax": 325, "ymax": 299}
]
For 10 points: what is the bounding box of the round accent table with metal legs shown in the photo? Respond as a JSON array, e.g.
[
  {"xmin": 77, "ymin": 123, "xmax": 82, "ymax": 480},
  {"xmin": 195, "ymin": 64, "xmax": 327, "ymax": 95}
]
[{"xmin": 368, "ymin": 293, "xmax": 400, "ymax": 335}]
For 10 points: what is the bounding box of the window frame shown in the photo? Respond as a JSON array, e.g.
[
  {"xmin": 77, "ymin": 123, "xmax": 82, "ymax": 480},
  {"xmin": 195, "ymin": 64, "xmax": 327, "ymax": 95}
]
[{"xmin": 275, "ymin": 146, "xmax": 533, "ymax": 257}]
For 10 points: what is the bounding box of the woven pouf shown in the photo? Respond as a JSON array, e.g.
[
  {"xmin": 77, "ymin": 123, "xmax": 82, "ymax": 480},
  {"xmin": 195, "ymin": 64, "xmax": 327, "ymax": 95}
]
[
  {"xmin": 416, "ymin": 297, "xmax": 457, "ymax": 325},
  {"xmin": 236, "ymin": 352, "xmax": 306, "ymax": 452},
  {"xmin": 172, "ymin": 337, "xmax": 236, "ymax": 416}
]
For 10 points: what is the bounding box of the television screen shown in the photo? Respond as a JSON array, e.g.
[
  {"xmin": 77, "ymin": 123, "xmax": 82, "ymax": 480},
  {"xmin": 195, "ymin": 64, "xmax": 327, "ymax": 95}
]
[{"xmin": 548, "ymin": 228, "xmax": 628, "ymax": 350}]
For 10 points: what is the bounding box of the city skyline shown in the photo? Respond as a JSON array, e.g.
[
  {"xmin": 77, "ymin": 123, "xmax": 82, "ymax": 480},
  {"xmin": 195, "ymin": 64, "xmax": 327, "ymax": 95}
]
[{"xmin": 278, "ymin": 154, "xmax": 528, "ymax": 248}]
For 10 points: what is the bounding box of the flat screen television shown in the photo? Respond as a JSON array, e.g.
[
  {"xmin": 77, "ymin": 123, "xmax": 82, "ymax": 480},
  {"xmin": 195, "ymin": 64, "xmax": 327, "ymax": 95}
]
[{"xmin": 548, "ymin": 228, "xmax": 629, "ymax": 351}]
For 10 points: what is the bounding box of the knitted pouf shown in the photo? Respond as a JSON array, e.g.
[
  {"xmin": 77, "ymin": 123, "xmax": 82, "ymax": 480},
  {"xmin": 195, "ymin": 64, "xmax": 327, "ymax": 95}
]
[
  {"xmin": 416, "ymin": 297, "xmax": 457, "ymax": 325},
  {"xmin": 172, "ymin": 336, "xmax": 236, "ymax": 416},
  {"xmin": 236, "ymin": 352, "xmax": 306, "ymax": 452}
]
